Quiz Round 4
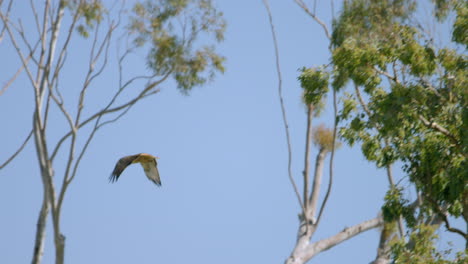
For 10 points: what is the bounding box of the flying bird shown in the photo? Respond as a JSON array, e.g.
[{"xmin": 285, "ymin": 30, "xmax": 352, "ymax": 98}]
[{"xmin": 110, "ymin": 153, "xmax": 161, "ymax": 186}]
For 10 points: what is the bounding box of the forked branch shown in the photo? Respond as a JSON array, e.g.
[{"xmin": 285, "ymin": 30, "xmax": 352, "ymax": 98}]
[{"xmin": 293, "ymin": 0, "xmax": 331, "ymax": 40}]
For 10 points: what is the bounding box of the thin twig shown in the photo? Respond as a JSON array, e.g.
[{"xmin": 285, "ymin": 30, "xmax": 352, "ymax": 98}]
[
  {"xmin": 29, "ymin": 0, "xmax": 41, "ymax": 36},
  {"xmin": 0, "ymin": 55, "xmax": 31, "ymax": 95},
  {"xmin": 0, "ymin": 129, "xmax": 33, "ymax": 169},
  {"xmin": 0, "ymin": 12, "xmax": 39, "ymax": 92},
  {"xmin": 50, "ymin": 72, "xmax": 170, "ymax": 162},
  {"xmin": 429, "ymin": 197, "xmax": 468, "ymax": 239},
  {"xmin": 67, "ymin": 95, "xmax": 141, "ymax": 186},
  {"xmin": 0, "ymin": 0, "xmax": 13, "ymax": 44},
  {"xmin": 293, "ymin": 0, "xmax": 331, "ymax": 40},
  {"xmin": 263, "ymin": 0, "xmax": 305, "ymax": 211}
]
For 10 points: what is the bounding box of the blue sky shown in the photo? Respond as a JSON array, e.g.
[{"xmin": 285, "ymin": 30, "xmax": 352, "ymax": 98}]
[{"xmin": 0, "ymin": 1, "xmax": 464, "ymax": 263}]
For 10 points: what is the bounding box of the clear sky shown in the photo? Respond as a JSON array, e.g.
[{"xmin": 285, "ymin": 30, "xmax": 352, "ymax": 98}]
[{"xmin": 0, "ymin": 1, "xmax": 464, "ymax": 263}]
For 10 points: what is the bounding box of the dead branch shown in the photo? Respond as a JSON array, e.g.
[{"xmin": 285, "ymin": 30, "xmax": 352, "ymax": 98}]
[
  {"xmin": 293, "ymin": 0, "xmax": 331, "ymax": 40},
  {"xmin": 263, "ymin": 0, "xmax": 305, "ymax": 211},
  {"xmin": 308, "ymin": 147, "xmax": 327, "ymax": 220},
  {"xmin": 50, "ymin": 72, "xmax": 170, "ymax": 162},
  {"xmin": 315, "ymin": 85, "xmax": 337, "ymax": 227},
  {"xmin": 0, "ymin": 56, "xmax": 30, "ymax": 95},
  {"xmin": 0, "ymin": 12, "xmax": 39, "ymax": 91},
  {"xmin": 0, "ymin": 129, "xmax": 33, "ymax": 169},
  {"xmin": 303, "ymin": 104, "xmax": 314, "ymax": 210},
  {"xmin": 0, "ymin": 0, "xmax": 13, "ymax": 43},
  {"xmin": 287, "ymin": 215, "xmax": 384, "ymax": 264}
]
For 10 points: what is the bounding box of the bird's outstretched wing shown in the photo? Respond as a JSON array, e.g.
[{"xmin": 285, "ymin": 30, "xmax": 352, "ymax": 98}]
[
  {"xmin": 140, "ymin": 158, "xmax": 161, "ymax": 186},
  {"xmin": 109, "ymin": 154, "xmax": 139, "ymax": 183}
]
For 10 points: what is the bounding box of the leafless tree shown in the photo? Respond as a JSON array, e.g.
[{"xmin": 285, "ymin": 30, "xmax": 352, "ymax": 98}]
[{"xmin": 0, "ymin": 1, "xmax": 224, "ymax": 264}]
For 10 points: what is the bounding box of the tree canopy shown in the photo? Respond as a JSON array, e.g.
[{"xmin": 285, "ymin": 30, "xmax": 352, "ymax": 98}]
[{"xmin": 332, "ymin": 0, "xmax": 467, "ymax": 260}]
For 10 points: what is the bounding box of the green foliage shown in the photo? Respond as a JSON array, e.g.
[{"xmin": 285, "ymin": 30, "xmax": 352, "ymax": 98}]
[
  {"xmin": 391, "ymin": 224, "xmax": 468, "ymax": 263},
  {"xmin": 128, "ymin": 0, "xmax": 226, "ymax": 91},
  {"xmin": 66, "ymin": 0, "xmax": 226, "ymax": 90},
  {"xmin": 452, "ymin": 3, "xmax": 468, "ymax": 47},
  {"xmin": 382, "ymin": 187, "xmax": 416, "ymax": 227},
  {"xmin": 432, "ymin": 0, "xmax": 457, "ymax": 20},
  {"xmin": 298, "ymin": 66, "xmax": 329, "ymax": 106},
  {"xmin": 331, "ymin": 0, "xmax": 416, "ymax": 48},
  {"xmin": 331, "ymin": 0, "xmax": 467, "ymax": 261},
  {"xmin": 64, "ymin": 0, "xmax": 105, "ymax": 38}
]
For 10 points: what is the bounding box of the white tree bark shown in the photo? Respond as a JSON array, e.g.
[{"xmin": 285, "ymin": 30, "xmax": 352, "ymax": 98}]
[
  {"xmin": 286, "ymin": 216, "xmax": 384, "ymax": 264},
  {"xmin": 31, "ymin": 194, "xmax": 49, "ymax": 264}
]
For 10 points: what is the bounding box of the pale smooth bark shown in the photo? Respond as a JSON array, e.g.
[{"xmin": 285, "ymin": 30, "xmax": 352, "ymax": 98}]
[
  {"xmin": 308, "ymin": 148, "xmax": 326, "ymax": 219},
  {"xmin": 303, "ymin": 104, "xmax": 314, "ymax": 210},
  {"xmin": 286, "ymin": 216, "xmax": 384, "ymax": 264},
  {"xmin": 31, "ymin": 193, "xmax": 49, "ymax": 264}
]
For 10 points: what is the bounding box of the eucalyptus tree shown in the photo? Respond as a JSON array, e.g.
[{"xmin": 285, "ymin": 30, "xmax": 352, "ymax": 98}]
[
  {"xmin": 264, "ymin": 0, "xmax": 466, "ymax": 263},
  {"xmin": 333, "ymin": 0, "xmax": 467, "ymax": 261},
  {"xmin": 264, "ymin": 1, "xmax": 385, "ymax": 263},
  {"xmin": 0, "ymin": 1, "xmax": 225, "ymax": 264}
]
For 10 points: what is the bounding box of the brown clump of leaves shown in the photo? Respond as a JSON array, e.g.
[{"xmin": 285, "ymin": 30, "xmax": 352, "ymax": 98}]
[{"xmin": 313, "ymin": 124, "xmax": 340, "ymax": 152}]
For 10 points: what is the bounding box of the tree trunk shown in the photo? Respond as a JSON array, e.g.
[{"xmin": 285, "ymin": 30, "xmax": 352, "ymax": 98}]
[
  {"xmin": 54, "ymin": 233, "xmax": 65, "ymax": 264},
  {"xmin": 31, "ymin": 195, "xmax": 49, "ymax": 264}
]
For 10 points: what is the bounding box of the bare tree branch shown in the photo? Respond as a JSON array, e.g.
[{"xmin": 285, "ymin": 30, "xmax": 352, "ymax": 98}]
[
  {"xmin": 0, "ymin": 56, "xmax": 31, "ymax": 96},
  {"xmin": 0, "ymin": 129, "xmax": 33, "ymax": 169},
  {"xmin": 0, "ymin": 0, "xmax": 13, "ymax": 44},
  {"xmin": 418, "ymin": 115, "xmax": 459, "ymax": 146},
  {"xmin": 49, "ymin": 4, "xmax": 82, "ymax": 93},
  {"xmin": 36, "ymin": 0, "xmax": 51, "ymax": 100},
  {"xmin": 263, "ymin": 0, "xmax": 305, "ymax": 211},
  {"xmin": 303, "ymin": 104, "xmax": 314, "ymax": 210},
  {"xmin": 55, "ymin": 19, "xmax": 117, "ymax": 227},
  {"xmin": 50, "ymin": 72, "xmax": 169, "ymax": 162},
  {"xmin": 287, "ymin": 216, "xmax": 384, "ymax": 264},
  {"xmin": 308, "ymin": 147, "xmax": 326, "ymax": 220},
  {"xmin": 313, "ymin": 216, "xmax": 384, "ymax": 254},
  {"xmin": 4, "ymin": 2, "xmax": 225, "ymax": 264},
  {"xmin": 29, "ymin": 0, "xmax": 41, "ymax": 36},
  {"xmin": 315, "ymin": 86, "xmax": 337, "ymax": 227},
  {"xmin": 0, "ymin": 13, "xmax": 39, "ymax": 92},
  {"xmin": 66, "ymin": 82, "xmax": 143, "ymax": 187},
  {"xmin": 428, "ymin": 197, "xmax": 468, "ymax": 239},
  {"xmin": 293, "ymin": 0, "xmax": 331, "ymax": 40},
  {"xmin": 354, "ymin": 84, "xmax": 371, "ymax": 116}
]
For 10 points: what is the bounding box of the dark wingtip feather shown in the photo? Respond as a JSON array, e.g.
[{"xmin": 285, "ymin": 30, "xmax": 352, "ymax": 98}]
[
  {"xmin": 152, "ymin": 179, "xmax": 162, "ymax": 186},
  {"xmin": 109, "ymin": 172, "xmax": 118, "ymax": 183},
  {"xmin": 109, "ymin": 165, "xmax": 121, "ymax": 183}
]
